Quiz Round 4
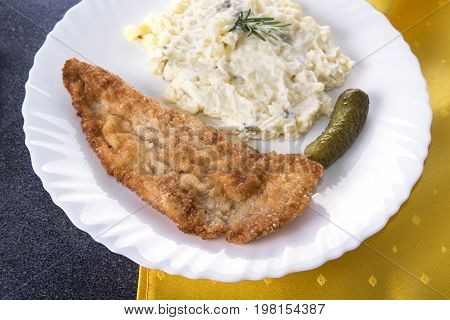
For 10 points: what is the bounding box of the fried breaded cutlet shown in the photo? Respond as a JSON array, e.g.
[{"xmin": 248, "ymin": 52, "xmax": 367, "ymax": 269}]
[{"xmin": 62, "ymin": 58, "xmax": 323, "ymax": 244}]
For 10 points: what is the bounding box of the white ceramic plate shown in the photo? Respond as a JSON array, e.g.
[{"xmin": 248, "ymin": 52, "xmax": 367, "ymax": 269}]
[{"xmin": 23, "ymin": 0, "xmax": 431, "ymax": 281}]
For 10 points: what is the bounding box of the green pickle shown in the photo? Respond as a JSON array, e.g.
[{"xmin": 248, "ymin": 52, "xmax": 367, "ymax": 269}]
[{"xmin": 304, "ymin": 89, "xmax": 369, "ymax": 168}]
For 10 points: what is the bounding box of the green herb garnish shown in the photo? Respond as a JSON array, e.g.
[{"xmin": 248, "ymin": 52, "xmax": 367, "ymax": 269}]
[{"xmin": 228, "ymin": 9, "xmax": 291, "ymax": 42}]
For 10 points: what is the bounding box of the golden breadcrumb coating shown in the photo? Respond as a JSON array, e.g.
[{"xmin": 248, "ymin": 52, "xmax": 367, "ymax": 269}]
[{"xmin": 62, "ymin": 58, "xmax": 323, "ymax": 244}]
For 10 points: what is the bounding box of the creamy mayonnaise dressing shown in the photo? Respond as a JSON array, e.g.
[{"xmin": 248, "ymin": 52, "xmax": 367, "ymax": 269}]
[{"xmin": 125, "ymin": 0, "xmax": 353, "ymax": 139}]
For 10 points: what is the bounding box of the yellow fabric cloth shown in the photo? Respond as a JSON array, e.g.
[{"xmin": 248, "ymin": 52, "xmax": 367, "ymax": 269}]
[{"xmin": 137, "ymin": 0, "xmax": 450, "ymax": 299}]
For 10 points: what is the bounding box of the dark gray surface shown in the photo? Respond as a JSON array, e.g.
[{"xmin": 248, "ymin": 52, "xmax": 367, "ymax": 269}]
[{"xmin": 0, "ymin": 0, "xmax": 138, "ymax": 300}]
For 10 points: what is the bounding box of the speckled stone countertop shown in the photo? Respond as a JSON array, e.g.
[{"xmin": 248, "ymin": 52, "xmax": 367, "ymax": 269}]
[{"xmin": 0, "ymin": 0, "xmax": 137, "ymax": 299}]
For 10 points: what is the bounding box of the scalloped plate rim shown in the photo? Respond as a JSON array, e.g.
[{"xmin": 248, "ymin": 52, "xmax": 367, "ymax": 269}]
[{"xmin": 22, "ymin": 0, "xmax": 432, "ymax": 282}]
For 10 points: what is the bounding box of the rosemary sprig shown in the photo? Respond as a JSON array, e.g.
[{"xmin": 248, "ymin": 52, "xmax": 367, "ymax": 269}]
[{"xmin": 228, "ymin": 9, "xmax": 291, "ymax": 41}]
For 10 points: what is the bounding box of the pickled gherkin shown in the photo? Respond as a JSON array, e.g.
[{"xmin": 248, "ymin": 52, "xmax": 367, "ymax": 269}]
[{"xmin": 304, "ymin": 89, "xmax": 369, "ymax": 168}]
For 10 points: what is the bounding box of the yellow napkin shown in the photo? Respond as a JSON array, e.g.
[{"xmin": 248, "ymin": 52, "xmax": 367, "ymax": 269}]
[{"xmin": 137, "ymin": 0, "xmax": 450, "ymax": 299}]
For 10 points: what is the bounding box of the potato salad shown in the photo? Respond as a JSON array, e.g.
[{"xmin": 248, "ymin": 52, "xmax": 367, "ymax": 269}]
[{"xmin": 124, "ymin": 0, "xmax": 353, "ymax": 139}]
